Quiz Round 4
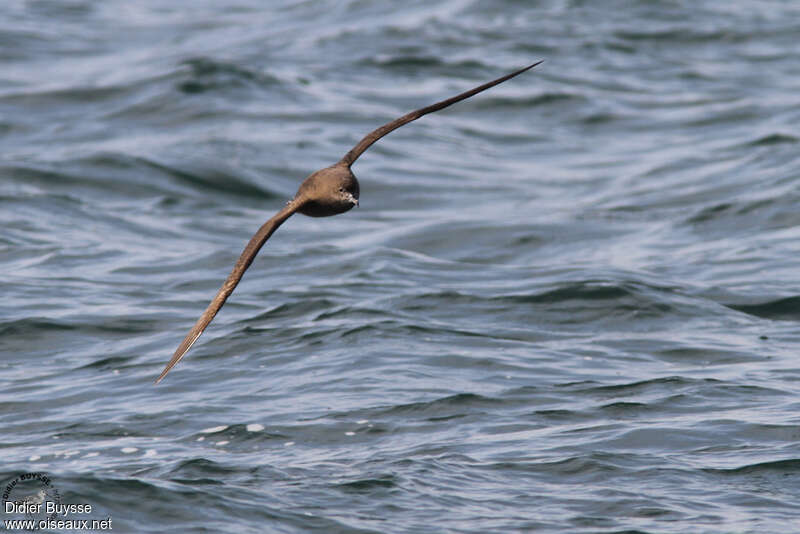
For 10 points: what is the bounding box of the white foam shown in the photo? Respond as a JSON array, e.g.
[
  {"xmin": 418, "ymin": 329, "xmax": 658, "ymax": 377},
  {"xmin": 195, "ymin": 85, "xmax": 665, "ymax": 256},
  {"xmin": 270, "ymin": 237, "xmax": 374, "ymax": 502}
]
[{"xmin": 201, "ymin": 425, "xmax": 228, "ymax": 434}]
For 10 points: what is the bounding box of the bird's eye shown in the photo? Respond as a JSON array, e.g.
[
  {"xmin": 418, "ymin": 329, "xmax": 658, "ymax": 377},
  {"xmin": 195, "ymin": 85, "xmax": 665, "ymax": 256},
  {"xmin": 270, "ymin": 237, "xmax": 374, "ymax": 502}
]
[{"xmin": 339, "ymin": 187, "xmax": 344, "ymax": 192}]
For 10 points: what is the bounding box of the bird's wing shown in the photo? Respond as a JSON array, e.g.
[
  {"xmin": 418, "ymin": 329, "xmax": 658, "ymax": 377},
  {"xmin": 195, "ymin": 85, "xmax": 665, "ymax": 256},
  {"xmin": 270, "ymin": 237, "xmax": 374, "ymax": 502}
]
[
  {"xmin": 155, "ymin": 202, "xmax": 298, "ymax": 383},
  {"xmin": 339, "ymin": 61, "xmax": 542, "ymax": 167}
]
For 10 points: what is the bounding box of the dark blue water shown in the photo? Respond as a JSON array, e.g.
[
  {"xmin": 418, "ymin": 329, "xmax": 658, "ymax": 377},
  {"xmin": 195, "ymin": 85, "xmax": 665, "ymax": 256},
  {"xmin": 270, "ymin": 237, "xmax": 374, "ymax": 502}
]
[{"xmin": 2, "ymin": 1, "xmax": 800, "ymax": 532}]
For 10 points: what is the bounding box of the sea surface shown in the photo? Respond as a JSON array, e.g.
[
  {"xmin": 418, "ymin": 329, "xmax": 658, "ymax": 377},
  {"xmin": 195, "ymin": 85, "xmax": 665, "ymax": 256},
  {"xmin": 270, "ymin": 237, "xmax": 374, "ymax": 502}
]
[{"xmin": 2, "ymin": 1, "xmax": 800, "ymax": 532}]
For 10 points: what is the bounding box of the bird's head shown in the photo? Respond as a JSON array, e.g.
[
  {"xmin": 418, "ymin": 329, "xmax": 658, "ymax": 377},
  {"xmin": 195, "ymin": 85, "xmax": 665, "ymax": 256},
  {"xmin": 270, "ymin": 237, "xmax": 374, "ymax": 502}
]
[{"xmin": 295, "ymin": 163, "xmax": 359, "ymax": 217}]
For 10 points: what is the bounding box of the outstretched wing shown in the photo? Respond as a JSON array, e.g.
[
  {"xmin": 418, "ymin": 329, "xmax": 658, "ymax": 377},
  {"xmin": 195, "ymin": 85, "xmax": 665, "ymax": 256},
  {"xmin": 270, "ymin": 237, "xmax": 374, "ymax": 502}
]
[
  {"xmin": 339, "ymin": 61, "xmax": 542, "ymax": 167},
  {"xmin": 155, "ymin": 202, "xmax": 298, "ymax": 384}
]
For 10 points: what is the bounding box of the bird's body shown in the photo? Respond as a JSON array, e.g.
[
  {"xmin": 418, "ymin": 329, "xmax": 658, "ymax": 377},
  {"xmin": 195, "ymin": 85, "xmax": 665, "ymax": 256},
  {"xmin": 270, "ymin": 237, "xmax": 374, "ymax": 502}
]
[
  {"xmin": 294, "ymin": 163, "xmax": 359, "ymax": 217},
  {"xmin": 155, "ymin": 61, "xmax": 541, "ymax": 383}
]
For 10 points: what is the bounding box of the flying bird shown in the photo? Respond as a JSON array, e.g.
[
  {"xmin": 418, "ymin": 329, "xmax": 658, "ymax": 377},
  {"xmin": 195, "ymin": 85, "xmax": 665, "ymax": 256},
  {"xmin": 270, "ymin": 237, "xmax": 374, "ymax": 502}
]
[{"xmin": 155, "ymin": 61, "xmax": 542, "ymax": 383}]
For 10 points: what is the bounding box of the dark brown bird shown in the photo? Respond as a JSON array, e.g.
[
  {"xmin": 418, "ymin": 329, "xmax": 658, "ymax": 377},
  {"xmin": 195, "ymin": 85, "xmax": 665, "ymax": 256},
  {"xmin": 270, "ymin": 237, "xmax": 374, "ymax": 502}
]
[{"xmin": 155, "ymin": 61, "xmax": 542, "ymax": 383}]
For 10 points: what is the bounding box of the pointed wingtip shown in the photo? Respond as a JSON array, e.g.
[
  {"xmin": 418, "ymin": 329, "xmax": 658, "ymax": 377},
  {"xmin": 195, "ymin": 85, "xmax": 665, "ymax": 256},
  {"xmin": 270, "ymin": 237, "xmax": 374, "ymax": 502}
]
[
  {"xmin": 153, "ymin": 341, "xmax": 192, "ymax": 385},
  {"xmin": 526, "ymin": 60, "xmax": 544, "ymax": 71},
  {"xmin": 497, "ymin": 60, "xmax": 544, "ymax": 86},
  {"xmin": 154, "ymin": 362, "xmax": 178, "ymax": 385},
  {"xmin": 153, "ymin": 346, "xmax": 190, "ymax": 385},
  {"xmin": 154, "ymin": 367, "xmax": 170, "ymax": 385}
]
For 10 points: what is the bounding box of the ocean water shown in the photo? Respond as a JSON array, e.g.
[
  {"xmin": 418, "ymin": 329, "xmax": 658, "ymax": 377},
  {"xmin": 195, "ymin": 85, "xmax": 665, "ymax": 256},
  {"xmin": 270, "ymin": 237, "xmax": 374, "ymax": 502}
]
[{"xmin": 2, "ymin": 0, "xmax": 800, "ymax": 532}]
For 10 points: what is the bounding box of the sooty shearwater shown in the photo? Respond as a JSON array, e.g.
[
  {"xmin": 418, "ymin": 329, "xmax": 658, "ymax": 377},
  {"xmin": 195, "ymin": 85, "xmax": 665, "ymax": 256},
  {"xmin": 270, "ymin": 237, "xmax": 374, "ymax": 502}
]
[{"xmin": 155, "ymin": 61, "xmax": 542, "ymax": 383}]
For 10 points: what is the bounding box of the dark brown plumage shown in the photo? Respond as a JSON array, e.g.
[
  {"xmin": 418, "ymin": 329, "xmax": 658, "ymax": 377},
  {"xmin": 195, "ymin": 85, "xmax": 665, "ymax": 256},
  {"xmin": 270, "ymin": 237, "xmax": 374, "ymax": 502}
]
[{"xmin": 155, "ymin": 61, "xmax": 542, "ymax": 384}]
